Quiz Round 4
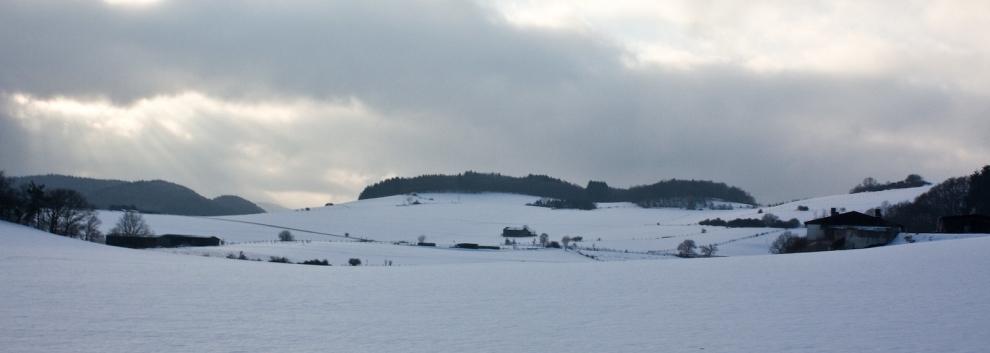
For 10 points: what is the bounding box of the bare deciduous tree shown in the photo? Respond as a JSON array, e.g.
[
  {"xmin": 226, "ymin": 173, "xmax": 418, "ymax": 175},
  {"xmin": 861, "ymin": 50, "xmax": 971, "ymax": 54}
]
[
  {"xmin": 109, "ymin": 210, "xmax": 154, "ymax": 237},
  {"xmin": 677, "ymin": 239, "xmax": 697, "ymax": 257},
  {"xmin": 41, "ymin": 189, "xmax": 93, "ymax": 237},
  {"xmin": 278, "ymin": 230, "xmax": 294, "ymax": 241},
  {"xmin": 699, "ymin": 243, "xmax": 718, "ymax": 257},
  {"xmin": 83, "ymin": 213, "xmax": 103, "ymax": 243}
]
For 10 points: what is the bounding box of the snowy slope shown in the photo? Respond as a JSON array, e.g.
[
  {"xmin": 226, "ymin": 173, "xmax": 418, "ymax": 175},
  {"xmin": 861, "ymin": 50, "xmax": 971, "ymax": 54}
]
[
  {"xmin": 2, "ymin": 220, "xmax": 988, "ymax": 352},
  {"xmin": 97, "ymin": 186, "xmax": 935, "ymax": 263}
]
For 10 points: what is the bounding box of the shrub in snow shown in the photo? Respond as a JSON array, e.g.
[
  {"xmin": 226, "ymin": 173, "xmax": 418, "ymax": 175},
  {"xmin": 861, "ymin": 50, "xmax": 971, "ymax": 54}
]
[
  {"xmin": 348, "ymin": 258, "xmax": 362, "ymax": 266},
  {"xmin": 301, "ymin": 259, "xmax": 330, "ymax": 266},
  {"xmin": 269, "ymin": 256, "xmax": 291, "ymax": 263},
  {"xmin": 278, "ymin": 230, "xmax": 294, "ymax": 241},
  {"xmin": 226, "ymin": 251, "xmax": 251, "ymax": 260},
  {"xmin": 699, "ymin": 244, "xmax": 718, "ymax": 257},
  {"xmin": 769, "ymin": 231, "xmax": 808, "ymax": 254}
]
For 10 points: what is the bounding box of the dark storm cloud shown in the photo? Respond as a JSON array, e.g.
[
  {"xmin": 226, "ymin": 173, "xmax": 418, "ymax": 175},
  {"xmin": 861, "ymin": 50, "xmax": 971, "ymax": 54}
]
[{"xmin": 1, "ymin": 0, "xmax": 988, "ymax": 207}]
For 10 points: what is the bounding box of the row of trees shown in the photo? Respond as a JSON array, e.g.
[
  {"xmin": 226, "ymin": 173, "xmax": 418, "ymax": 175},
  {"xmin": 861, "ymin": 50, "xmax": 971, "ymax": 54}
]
[
  {"xmin": 1, "ymin": 171, "xmax": 154, "ymax": 240},
  {"xmin": 358, "ymin": 171, "xmax": 756, "ymax": 206},
  {"xmin": 850, "ymin": 174, "xmax": 931, "ymax": 193},
  {"xmin": 527, "ymin": 198, "xmax": 597, "ymax": 210},
  {"xmin": 1, "ymin": 171, "xmax": 103, "ymax": 241},
  {"xmin": 677, "ymin": 239, "xmax": 718, "ymax": 257},
  {"xmin": 699, "ymin": 213, "xmax": 801, "ymax": 229}
]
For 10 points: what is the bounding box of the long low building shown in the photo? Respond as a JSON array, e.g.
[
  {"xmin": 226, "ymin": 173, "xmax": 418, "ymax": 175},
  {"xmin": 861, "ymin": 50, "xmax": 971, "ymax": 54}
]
[
  {"xmin": 502, "ymin": 226, "xmax": 535, "ymax": 237},
  {"xmin": 106, "ymin": 234, "xmax": 221, "ymax": 249}
]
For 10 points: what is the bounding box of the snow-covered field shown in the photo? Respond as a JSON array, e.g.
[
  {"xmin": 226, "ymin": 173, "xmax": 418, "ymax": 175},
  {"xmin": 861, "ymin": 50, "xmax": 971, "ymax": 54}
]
[
  {"xmin": 3, "ymin": 185, "xmax": 989, "ymax": 352},
  {"xmin": 101, "ymin": 186, "xmax": 934, "ymax": 264}
]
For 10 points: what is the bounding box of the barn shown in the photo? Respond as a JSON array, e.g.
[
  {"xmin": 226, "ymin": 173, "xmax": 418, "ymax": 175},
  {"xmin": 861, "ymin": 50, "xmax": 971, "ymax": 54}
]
[
  {"xmin": 502, "ymin": 225, "xmax": 535, "ymax": 237},
  {"xmin": 804, "ymin": 209, "xmax": 903, "ymax": 250}
]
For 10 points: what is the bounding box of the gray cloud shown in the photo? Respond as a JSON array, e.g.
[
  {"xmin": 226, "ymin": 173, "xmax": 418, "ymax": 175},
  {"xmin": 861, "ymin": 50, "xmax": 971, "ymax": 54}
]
[{"xmin": 1, "ymin": 0, "xmax": 988, "ymax": 207}]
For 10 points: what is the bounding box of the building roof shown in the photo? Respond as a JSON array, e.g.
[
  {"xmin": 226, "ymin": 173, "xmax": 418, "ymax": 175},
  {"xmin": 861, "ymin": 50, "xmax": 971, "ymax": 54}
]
[
  {"xmin": 159, "ymin": 234, "xmax": 219, "ymax": 239},
  {"xmin": 804, "ymin": 211, "xmax": 903, "ymax": 229}
]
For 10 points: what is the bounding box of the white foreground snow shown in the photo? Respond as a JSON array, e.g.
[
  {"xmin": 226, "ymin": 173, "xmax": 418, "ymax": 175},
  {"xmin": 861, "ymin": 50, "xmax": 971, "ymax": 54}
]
[{"xmin": 2, "ymin": 217, "xmax": 988, "ymax": 352}]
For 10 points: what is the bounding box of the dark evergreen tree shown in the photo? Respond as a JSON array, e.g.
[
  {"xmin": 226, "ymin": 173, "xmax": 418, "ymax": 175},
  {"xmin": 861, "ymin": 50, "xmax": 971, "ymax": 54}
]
[
  {"xmin": 0, "ymin": 171, "xmax": 20, "ymax": 223},
  {"xmin": 585, "ymin": 180, "xmax": 612, "ymax": 202},
  {"xmin": 965, "ymin": 165, "xmax": 990, "ymax": 215}
]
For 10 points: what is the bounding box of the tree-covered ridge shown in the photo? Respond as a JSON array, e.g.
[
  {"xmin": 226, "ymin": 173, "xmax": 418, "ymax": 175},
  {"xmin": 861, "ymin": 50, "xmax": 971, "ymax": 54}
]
[
  {"xmin": 358, "ymin": 171, "xmax": 757, "ymax": 205},
  {"xmin": 850, "ymin": 174, "xmax": 931, "ymax": 193},
  {"xmin": 620, "ymin": 179, "xmax": 756, "ymax": 205},
  {"xmin": 10, "ymin": 175, "xmax": 265, "ymax": 216},
  {"xmin": 359, "ymin": 172, "xmax": 588, "ymax": 201}
]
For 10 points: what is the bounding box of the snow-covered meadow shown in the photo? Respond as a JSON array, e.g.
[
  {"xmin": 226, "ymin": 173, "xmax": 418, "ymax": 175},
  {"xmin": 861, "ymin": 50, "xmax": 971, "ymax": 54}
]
[
  {"xmin": 3, "ymin": 185, "xmax": 989, "ymax": 352},
  {"xmin": 104, "ymin": 186, "xmax": 934, "ymax": 265}
]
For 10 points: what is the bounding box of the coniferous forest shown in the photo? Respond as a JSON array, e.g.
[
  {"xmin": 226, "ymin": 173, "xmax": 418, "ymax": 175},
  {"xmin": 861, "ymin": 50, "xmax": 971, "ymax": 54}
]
[{"xmin": 358, "ymin": 171, "xmax": 757, "ymax": 206}]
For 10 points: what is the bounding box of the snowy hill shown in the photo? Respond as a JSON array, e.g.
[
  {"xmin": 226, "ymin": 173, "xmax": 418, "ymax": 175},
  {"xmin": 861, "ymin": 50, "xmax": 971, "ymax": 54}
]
[
  {"xmin": 95, "ymin": 185, "xmax": 938, "ymax": 264},
  {"xmin": 11, "ymin": 174, "xmax": 267, "ymax": 216},
  {"xmin": 2, "ymin": 209, "xmax": 989, "ymax": 352}
]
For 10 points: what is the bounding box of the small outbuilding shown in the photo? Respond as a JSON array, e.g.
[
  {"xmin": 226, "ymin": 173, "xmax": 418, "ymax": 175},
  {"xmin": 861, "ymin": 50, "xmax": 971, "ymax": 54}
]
[
  {"xmin": 804, "ymin": 208, "xmax": 903, "ymax": 250},
  {"xmin": 937, "ymin": 214, "xmax": 990, "ymax": 234},
  {"xmin": 502, "ymin": 225, "xmax": 535, "ymax": 237}
]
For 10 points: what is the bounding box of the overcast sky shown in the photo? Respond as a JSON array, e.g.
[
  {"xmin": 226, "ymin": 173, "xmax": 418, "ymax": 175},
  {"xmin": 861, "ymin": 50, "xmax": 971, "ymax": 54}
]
[{"xmin": 2, "ymin": 0, "xmax": 989, "ymax": 208}]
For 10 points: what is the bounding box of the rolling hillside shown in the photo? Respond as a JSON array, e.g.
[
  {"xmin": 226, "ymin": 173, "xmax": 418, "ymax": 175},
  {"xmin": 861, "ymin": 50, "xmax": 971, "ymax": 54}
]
[
  {"xmin": 94, "ymin": 185, "xmax": 938, "ymax": 265},
  {"xmin": 2, "ymin": 200, "xmax": 988, "ymax": 352},
  {"xmin": 11, "ymin": 175, "xmax": 265, "ymax": 216}
]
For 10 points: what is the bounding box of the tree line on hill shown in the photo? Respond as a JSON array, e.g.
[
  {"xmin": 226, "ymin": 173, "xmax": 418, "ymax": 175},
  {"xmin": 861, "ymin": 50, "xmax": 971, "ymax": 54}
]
[
  {"xmin": 882, "ymin": 166, "xmax": 990, "ymax": 232},
  {"xmin": 699, "ymin": 213, "xmax": 801, "ymax": 229},
  {"xmin": 358, "ymin": 171, "xmax": 756, "ymax": 207},
  {"xmin": 0, "ymin": 171, "xmax": 103, "ymax": 241},
  {"xmin": 850, "ymin": 174, "xmax": 931, "ymax": 193},
  {"xmin": 0, "ymin": 171, "xmax": 161, "ymax": 242}
]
